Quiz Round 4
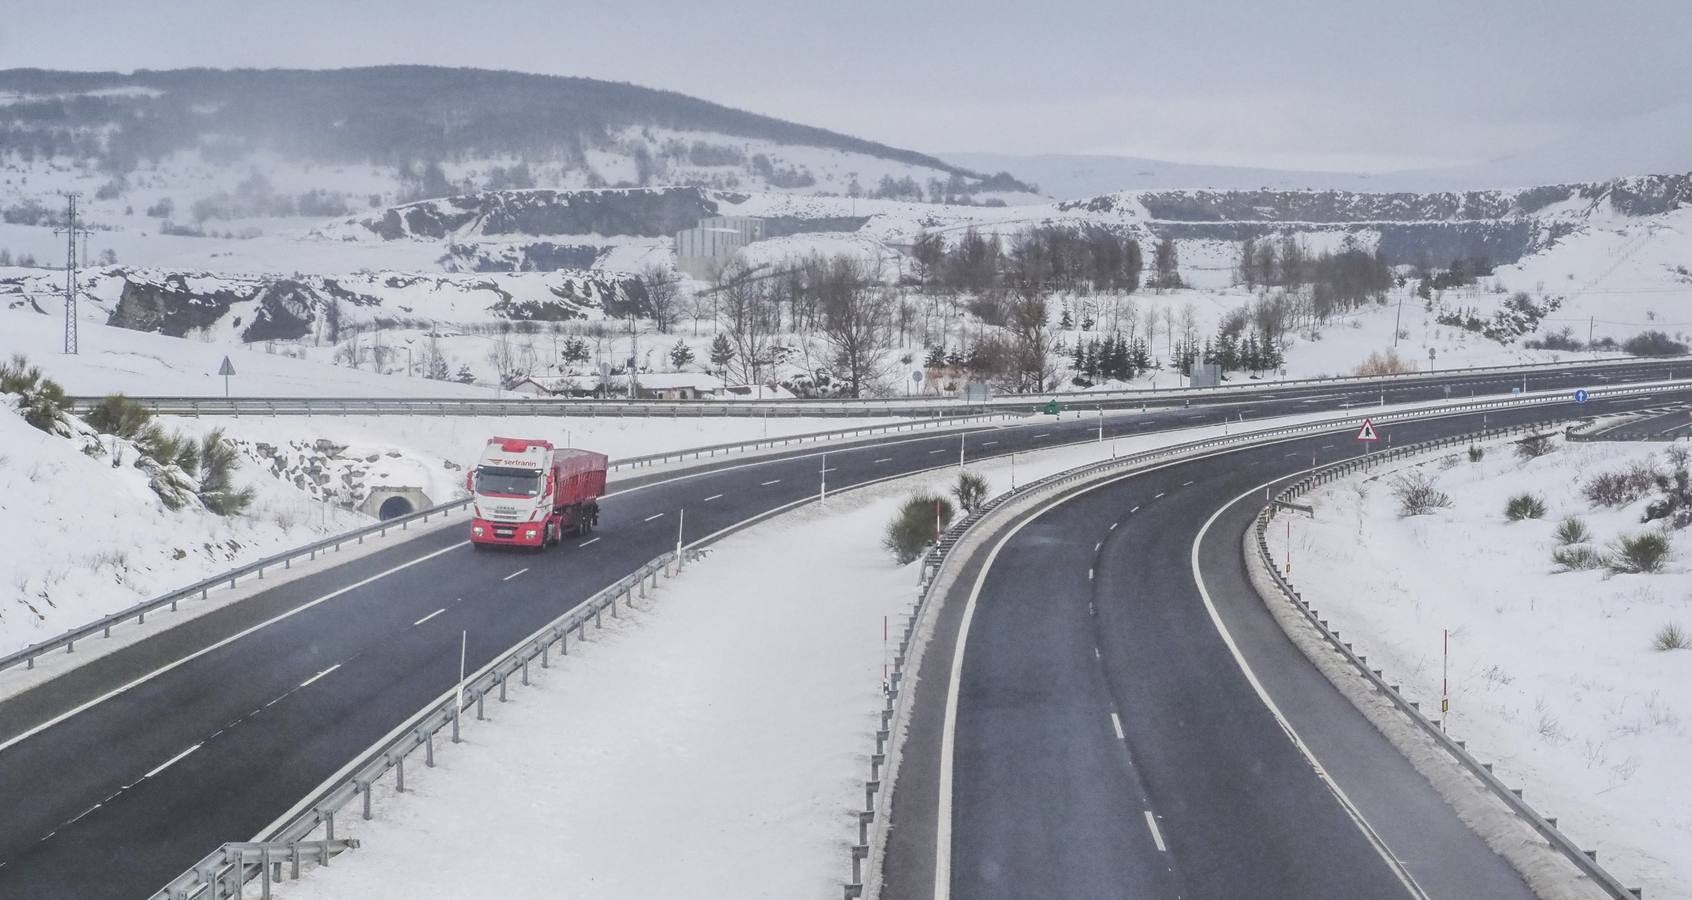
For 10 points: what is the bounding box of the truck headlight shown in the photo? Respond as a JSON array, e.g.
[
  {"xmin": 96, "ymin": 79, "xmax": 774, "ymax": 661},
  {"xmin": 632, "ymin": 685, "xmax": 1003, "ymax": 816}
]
[
  {"xmin": 472, "ymin": 525, "xmax": 485, "ymax": 536},
  {"xmin": 525, "ymin": 529, "xmax": 538, "ymax": 539}
]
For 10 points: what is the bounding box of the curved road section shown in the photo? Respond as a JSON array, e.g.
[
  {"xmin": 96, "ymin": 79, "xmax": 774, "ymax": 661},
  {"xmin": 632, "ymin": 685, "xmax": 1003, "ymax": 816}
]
[
  {"xmin": 0, "ymin": 362, "xmax": 1679, "ymax": 897},
  {"xmin": 883, "ymin": 392, "xmax": 1692, "ymax": 900}
]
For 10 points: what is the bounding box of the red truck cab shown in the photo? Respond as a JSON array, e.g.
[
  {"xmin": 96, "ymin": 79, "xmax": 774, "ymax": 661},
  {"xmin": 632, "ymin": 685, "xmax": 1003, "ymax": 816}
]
[{"xmin": 467, "ymin": 437, "xmax": 607, "ymax": 550}]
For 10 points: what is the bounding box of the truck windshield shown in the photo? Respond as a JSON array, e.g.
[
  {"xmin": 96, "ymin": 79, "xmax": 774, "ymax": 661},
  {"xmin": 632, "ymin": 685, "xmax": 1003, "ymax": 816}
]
[{"xmin": 476, "ymin": 466, "xmax": 542, "ymax": 497}]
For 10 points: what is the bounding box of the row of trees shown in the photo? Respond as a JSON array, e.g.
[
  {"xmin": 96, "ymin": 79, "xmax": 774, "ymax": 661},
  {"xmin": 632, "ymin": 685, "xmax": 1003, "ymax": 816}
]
[
  {"xmin": 910, "ymin": 226, "xmax": 1163, "ymax": 296},
  {"xmin": 1236, "ymin": 236, "xmax": 1394, "ymax": 322}
]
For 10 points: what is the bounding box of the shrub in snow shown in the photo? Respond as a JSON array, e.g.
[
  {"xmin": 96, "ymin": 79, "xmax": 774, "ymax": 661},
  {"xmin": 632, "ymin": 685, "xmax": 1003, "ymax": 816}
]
[
  {"xmin": 1551, "ymin": 545, "xmax": 1608, "ymax": 571},
  {"xmin": 883, "ymin": 492, "xmax": 954, "ymax": 565},
  {"xmin": 84, "ymin": 394, "xmax": 156, "ymax": 439},
  {"xmin": 1554, "ymin": 515, "xmax": 1590, "ymax": 545},
  {"xmin": 952, "ymin": 471, "xmax": 989, "ymax": 513},
  {"xmin": 1504, "ymin": 493, "xmax": 1547, "ymax": 521},
  {"xmin": 0, "ymin": 354, "xmax": 70, "ymax": 436},
  {"xmin": 1467, "ymin": 445, "xmax": 1485, "ymax": 463},
  {"xmin": 1643, "ymin": 466, "xmax": 1692, "ymax": 529},
  {"xmin": 197, "ymin": 428, "xmax": 254, "ymax": 516},
  {"xmin": 1606, "ymin": 532, "xmax": 1670, "ymax": 574},
  {"xmin": 1582, "ymin": 464, "xmax": 1653, "ymax": 507},
  {"xmin": 1390, "ymin": 472, "xmax": 1451, "ymax": 517},
  {"xmin": 1654, "ymin": 622, "xmax": 1689, "ymax": 652},
  {"xmin": 1514, "ymin": 433, "xmax": 1554, "ymax": 460}
]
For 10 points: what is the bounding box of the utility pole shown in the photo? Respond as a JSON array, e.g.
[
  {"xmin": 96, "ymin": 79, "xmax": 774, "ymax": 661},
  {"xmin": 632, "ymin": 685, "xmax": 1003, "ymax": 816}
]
[
  {"xmin": 53, "ymin": 193, "xmax": 92, "ymax": 355},
  {"xmin": 629, "ymin": 314, "xmax": 639, "ymax": 400}
]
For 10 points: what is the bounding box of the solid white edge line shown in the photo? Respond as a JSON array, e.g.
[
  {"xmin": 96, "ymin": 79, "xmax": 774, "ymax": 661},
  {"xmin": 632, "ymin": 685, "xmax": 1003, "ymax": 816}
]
[
  {"xmin": 1192, "ymin": 480, "xmax": 1427, "ymax": 899},
  {"xmin": 144, "ymin": 742, "xmax": 201, "ymax": 780},
  {"xmin": 0, "ymin": 540, "xmax": 470, "ymax": 755},
  {"xmin": 1144, "ymin": 810, "xmax": 1167, "ymax": 852},
  {"xmin": 502, "ymin": 568, "xmax": 528, "ymax": 582},
  {"xmin": 412, "ymin": 609, "xmax": 445, "ymax": 627}
]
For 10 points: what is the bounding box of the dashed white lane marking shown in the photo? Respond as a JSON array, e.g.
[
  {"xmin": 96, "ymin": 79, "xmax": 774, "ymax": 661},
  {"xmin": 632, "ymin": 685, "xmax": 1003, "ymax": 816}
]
[
  {"xmin": 761, "ymin": 479, "xmax": 782, "ymax": 486},
  {"xmin": 66, "ymin": 804, "xmax": 100, "ymax": 825},
  {"xmin": 145, "ymin": 743, "xmax": 202, "ymax": 779},
  {"xmin": 1094, "ymin": 541, "xmax": 1101, "ymax": 552},
  {"xmin": 1034, "ymin": 432, "xmax": 1050, "ymax": 438},
  {"xmin": 1110, "ymin": 521, "xmax": 1120, "ymax": 529},
  {"xmin": 643, "ymin": 512, "xmax": 665, "ymax": 522},
  {"xmin": 1154, "ymin": 492, "xmax": 1165, "ymax": 499},
  {"xmin": 1111, "ymin": 712, "xmax": 1125, "ymax": 740},
  {"xmin": 578, "ymin": 537, "xmax": 600, "ymax": 548},
  {"xmin": 874, "ymin": 458, "xmax": 893, "ymax": 463},
  {"xmin": 1089, "ymin": 567, "xmax": 1094, "ymax": 581},
  {"xmin": 821, "ymin": 466, "xmax": 837, "ymax": 473},
  {"xmin": 1144, "ymin": 810, "xmax": 1167, "ymax": 852},
  {"xmin": 1131, "ymin": 504, "xmax": 1141, "ymax": 513},
  {"xmin": 413, "ymin": 608, "xmax": 445, "ymax": 626},
  {"xmin": 981, "ymin": 440, "xmax": 999, "ymax": 446},
  {"xmin": 1094, "ymin": 647, "xmax": 1101, "ymax": 660},
  {"xmin": 502, "ymin": 568, "xmax": 528, "ymax": 582},
  {"xmin": 299, "ymin": 663, "xmax": 341, "ymax": 688},
  {"xmin": 929, "ymin": 449, "xmax": 946, "ymax": 454},
  {"xmin": 1322, "ymin": 443, "xmax": 1336, "ymax": 449},
  {"xmin": 703, "ymin": 494, "xmax": 723, "ymax": 502},
  {"xmin": 1182, "ymin": 480, "xmax": 1195, "ymax": 487}
]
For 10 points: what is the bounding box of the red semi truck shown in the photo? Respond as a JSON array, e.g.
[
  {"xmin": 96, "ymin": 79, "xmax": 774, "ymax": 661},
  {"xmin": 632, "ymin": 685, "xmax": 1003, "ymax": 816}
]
[{"xmin": 467, "ymin": 437, "xmax": 606, "ymax": 550}]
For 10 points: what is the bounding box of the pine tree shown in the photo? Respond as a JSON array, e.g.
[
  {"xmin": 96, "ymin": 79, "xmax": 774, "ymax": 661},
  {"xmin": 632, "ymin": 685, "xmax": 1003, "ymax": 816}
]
[
  {"xmin": 669, "ymin": 339, "xmax": 696, "ymax": 370},
  {"xmin": 1060, "ymin": 304, "xmax": 1074, "ymax": 329},
  {"xmin": 455, "ymin": 364, "xmax": 476, "ymax": 384},
  {"xmin": 946, "ymin": 346, "xmax": 965, "ymax": 368},
  {"xmin": 924, "ymin": 345, "xmax": 945, "ymax": 368},
  {"xmin": 1072, "ymin": 338, "xmax": 1085, "ymax": 375},
  {"xmin": 709, "ymin": 333, "xmax": 735, "ymax": 371}
]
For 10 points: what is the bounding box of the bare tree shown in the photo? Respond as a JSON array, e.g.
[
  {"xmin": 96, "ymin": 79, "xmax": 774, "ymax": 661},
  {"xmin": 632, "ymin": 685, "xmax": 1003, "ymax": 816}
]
[
  {"xmin": 818, "ymin": 257, "xmax": 895, "ymax": 397},
  {"xmin": 1005, "ymin": 275, "xmax": 1053, "ymax": 393},
  {"xmin": 718, "ymin": 262, "xmax": 777, "ymax": 387},
  {"xmin": 486, "ymin": 331, "xmax": 518, "ymax": 387},
  {"xmin": 639, "ymin": 263, "xmax": 682, "ymax": 333},
  {"xmin": 1179, "ymin": 302, "xmax": 1199, "ymax": 350}
]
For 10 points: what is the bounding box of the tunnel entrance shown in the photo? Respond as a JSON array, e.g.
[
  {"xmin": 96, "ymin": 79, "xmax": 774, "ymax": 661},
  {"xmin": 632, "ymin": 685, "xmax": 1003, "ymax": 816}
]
[{"xmin": 377, "ymin": 495, "xmax": 415, "ymax": 520}]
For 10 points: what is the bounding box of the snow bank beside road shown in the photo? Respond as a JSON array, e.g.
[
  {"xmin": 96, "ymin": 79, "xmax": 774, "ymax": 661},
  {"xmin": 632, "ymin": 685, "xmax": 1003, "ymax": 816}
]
[{"xmin": 1271, "ymin": 439, "xmax": 1692, "ymax": 898}]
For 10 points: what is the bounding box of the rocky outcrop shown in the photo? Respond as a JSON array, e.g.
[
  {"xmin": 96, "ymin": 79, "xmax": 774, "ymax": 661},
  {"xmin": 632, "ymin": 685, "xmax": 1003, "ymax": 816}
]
[
  {"xmin": 354, "ymin": 187, "xmax": 720, "ymax": 240},
  {"xmin": 442, "ymin": 242, "xmax": 609, "ymax": 272},
  {"xmin": 99, "ymin": 268, "xmax": 641, "ymax": 341}
]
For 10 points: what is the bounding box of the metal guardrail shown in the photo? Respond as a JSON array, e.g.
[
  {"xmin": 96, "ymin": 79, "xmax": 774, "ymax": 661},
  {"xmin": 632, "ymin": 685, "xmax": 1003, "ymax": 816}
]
[
  {"xmin": 152, "ymin": 551, "xmax": 687, "ymax": 900},
  {"xmin": 609, "ymin": 413, "xmax": 1012, "ymax": 470},
  {"xmin": 0, "ymin": 414, "xmax": 1009, "ymax": 679},
  {"xmin": 844, "ymin": 381, "xmax": 1691, "ymax": 899},
  {"xmin": 0, "ymin": 498, "xmax": 474, "ymax": 677},
  {"xmin": 1256, "ymin": 428, "xmax": 1645, "ymax": 899},
  {"xmin": 64, "ymin": 354, "xmax": 1677, "ymax": 419}
]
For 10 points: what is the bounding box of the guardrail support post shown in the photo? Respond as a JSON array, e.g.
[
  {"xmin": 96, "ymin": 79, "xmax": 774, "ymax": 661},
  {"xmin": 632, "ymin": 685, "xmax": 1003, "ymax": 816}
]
[
  {"xmin": 521, "ymin": 657, "xmax": 530, "ymax": 685},
  {"xmin": 291, "ymin": 843, "xmax": 301, "ymax": 879},
  {"xmin": 477, "ymin": 691, "xmax": 485, "ymax": 721},
  {"xmin": 260, "ymin": 845, "xmax": 272, "ymax": 898},
  {"xmin": 425, "ymin": 729, "xmax": 435, "ymax": 766},
  {"xmin": 452, "ymin": 705, "xmax": 461, "ymax": 743},
  {"xmin": 499, "ymin": 674, "xmax": 508, "ymax": 702},
  {"xmin": 359, "ymin": 780, "xmax": 372, "ymax": 819},
  {"xmin": 396, "ymin": 757, "xmax": 406, "ymax": 793}
]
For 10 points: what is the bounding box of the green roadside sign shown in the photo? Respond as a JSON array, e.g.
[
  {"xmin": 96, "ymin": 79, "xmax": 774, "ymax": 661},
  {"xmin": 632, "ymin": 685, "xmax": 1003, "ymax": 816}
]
[{"xmin": 1041, "ymin": 400, "xmax": 1061, "ymax": 416}]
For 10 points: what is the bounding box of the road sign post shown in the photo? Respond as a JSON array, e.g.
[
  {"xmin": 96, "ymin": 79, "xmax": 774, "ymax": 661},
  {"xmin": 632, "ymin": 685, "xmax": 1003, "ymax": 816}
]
[
  {"xmin": 1355, "ymin": 417, "xmax": 1380, "ymax": 446},
  {"xmin": 218, "ymin": 355, "xmax": 236, "ymax": 398}
]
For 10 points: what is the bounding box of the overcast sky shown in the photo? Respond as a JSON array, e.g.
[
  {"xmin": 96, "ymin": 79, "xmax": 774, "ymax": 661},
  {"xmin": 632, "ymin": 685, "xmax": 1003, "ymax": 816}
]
[{"xmin": 5, "ymin": 0, "xmax": 1689, "ymax": 173}]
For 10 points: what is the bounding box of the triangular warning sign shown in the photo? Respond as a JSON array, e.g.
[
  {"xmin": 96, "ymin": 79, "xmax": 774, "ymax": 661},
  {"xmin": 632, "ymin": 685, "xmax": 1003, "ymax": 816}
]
[
  {"xmin": 1356, "ymin": 418, "xmax": 1379, "ymax": 442},
  {"xmin": 218, "ymin": 355, "xmax": 236, "ymax": 377}
]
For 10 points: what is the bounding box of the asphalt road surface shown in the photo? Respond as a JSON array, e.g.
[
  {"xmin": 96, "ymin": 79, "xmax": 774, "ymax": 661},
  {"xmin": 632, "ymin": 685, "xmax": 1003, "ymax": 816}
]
[
  {"xmin": 883, "ymin": 389, "xmax": 1692, "ymax": 900},
  {"xmin": 0, "ymin": 360, "xmax": 1683, "ymax": 897}
]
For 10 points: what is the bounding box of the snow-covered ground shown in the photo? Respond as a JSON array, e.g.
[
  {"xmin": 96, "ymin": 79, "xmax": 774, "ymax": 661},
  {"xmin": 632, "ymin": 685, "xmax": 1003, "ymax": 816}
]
[
  {"xmin": 265, "ymin": 417, "xmax": 1248, "ymax": 900},
  {"xmin": 1270, "ymin": 437, "xmax": 1692, "ymax": 898},
  {"xmin": 0, "ymin": 399, "xmax": 369, "ymax": 656},
  {"xmin": 0, "ymin": 305, "xmax": 502, "ymax": 399}
]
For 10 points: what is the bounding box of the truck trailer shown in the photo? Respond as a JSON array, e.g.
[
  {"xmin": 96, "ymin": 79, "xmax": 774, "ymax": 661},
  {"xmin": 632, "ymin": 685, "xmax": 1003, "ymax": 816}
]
[{"xmin": 467, "ymin": 437, "xmax": 606, "ymax": 550}]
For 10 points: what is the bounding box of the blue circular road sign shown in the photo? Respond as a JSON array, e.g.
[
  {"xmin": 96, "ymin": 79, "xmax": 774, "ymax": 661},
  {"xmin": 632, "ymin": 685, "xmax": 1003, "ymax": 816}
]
[{"xmin": 1574, "ymin": 389, "xmax": 1589, "ymax": 404}]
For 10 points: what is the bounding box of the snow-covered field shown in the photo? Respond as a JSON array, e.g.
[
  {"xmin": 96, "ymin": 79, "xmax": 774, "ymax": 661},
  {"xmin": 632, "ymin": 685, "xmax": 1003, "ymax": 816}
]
[
  {"xmin": 1270, "ymin": 437, "xmax": 1692, "ymax": 898},
  {"xmin": 265, "ymin": 418, "xmax": 1233, "ymax": 900}
]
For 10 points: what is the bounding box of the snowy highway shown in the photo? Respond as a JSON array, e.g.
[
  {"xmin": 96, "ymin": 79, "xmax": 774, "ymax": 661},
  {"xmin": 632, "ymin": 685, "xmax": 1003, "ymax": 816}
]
[
  {"xmin": 0, "ymin": 360, "xmax": 1686, "ymax": 897},
  {"xmin": 880, "ymin": 383, "xmax": 1692, "ymax": 899}
]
